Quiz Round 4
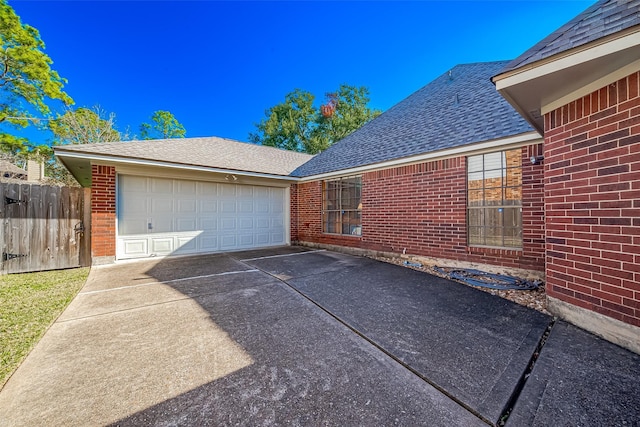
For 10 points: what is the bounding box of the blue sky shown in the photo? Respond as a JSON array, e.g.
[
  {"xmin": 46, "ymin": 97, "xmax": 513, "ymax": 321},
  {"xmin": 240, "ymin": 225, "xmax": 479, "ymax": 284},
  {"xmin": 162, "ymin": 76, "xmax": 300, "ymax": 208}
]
[{"xmin": 12, "ymin": 0, "xmax": 593, "ymax": 145}]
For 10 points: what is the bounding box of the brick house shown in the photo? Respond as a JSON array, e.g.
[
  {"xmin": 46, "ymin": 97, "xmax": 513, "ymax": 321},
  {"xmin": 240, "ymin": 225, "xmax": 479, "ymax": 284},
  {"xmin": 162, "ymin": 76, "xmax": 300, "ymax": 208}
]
[
  {"xmin": 493, "ymin": 0, "xmax": 640, "ymax": 352},
  {"xmin": 56, "ymin": 0, "xmax": 639, "ymax": 353},
  {"xmin": 289, "ymin": 61, "xmax": 547, "ymax": 276}
]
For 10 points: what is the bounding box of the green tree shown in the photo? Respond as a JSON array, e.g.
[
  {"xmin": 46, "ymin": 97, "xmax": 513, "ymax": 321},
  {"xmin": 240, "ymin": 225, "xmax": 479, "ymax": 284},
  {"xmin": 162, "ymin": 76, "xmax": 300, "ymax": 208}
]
[
  {"xmin": 250, "ymin": 84, "xmax": 381, "ymax": 154},
  {"xmin": 139, "ymin": 110, "xmax": 186, "ymax": 140},
  {"xmin": 0, "ymin": 0, "xmax": 73, "ymax": 148},
  {"xmin": 50, "ymin": 106, "xmax": 122, "ymax": 145},
  {"xmin": 46, "ymin": 106, "xmax": 123, "ymax": 184},
  {"xmin": 249, "ymin": 89, "xmax": 316, "ymax": 152}
]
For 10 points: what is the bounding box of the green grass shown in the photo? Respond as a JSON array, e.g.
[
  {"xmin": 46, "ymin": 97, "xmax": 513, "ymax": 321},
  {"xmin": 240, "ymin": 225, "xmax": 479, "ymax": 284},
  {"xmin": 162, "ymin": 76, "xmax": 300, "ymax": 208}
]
[{"xmin": 0, "ymin": 268, "xmax": 89, "ymax": 388}]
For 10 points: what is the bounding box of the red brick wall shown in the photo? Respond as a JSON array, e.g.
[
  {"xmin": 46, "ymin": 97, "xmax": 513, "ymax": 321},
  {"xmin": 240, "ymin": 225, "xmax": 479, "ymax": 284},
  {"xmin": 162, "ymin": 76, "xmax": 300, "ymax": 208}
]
[
  {"xmin": 91, "ymin": 165, "xmax": 116, "ymax": 259},
  {"xmin": 544, "ymin": 71, "xmax": 640, "ymax": 327},
  {"xmin": 292, "ymin": 145, "xmax": 545, "ymax": 271}
]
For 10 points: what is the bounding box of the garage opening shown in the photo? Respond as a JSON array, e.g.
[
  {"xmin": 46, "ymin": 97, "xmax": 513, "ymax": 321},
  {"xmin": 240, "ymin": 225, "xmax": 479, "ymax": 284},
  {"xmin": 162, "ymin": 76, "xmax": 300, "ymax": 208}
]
[{"xmin": 116, "ymin": 175, "xmax": 288, "ymax": 259}]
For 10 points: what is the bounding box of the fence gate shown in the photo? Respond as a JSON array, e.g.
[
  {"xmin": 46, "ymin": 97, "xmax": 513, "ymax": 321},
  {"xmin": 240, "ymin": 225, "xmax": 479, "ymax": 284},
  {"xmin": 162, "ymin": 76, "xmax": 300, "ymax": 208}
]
[{"xmin": 1, "ymin": 182, "xmax": 89, "ymax": 274}]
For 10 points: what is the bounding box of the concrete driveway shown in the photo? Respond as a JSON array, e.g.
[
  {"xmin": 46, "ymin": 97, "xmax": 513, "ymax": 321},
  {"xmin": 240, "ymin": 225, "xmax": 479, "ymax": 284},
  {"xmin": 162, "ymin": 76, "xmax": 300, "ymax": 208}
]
[{"xmin": 0, "ymin": 247, "xmax": 638, "ymax": 426}]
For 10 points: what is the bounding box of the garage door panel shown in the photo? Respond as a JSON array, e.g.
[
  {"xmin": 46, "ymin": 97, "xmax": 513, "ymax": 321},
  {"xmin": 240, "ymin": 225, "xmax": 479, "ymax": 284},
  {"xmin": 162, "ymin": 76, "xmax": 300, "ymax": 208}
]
[
  {"xmin": 256, "ymin": 217, "xmax": 269, "ymax": 229},
  {"xmin": 151, "ymin": 178, "xmax": 174, "ymax": 193},
  {"xmin": 200, "ymin": 200, "xmax": 217, "ymax": 213},
  {"xmin": 271, "ymin": 232, "xmax": 285, "ymax": 244},
  {"xmin": 177, "ymin": 180, "xmax": 196, "ymax": 195},
  {"xmin": 198, "ymin": 181, "xmax": 218, "ymax": 196},
  {"xmin": 118, "ymin": 176, "xmax": 287, "ymax": 259},
  {"xmin": 239, "ymin": 217, "xmax": 253, "ymax": 230},
  {"xmin": 121, "ymin": 175, "xmax": 148, "ymax": 192},
  {"xmin": 175, "ymin": 236, "xmax": 197, "ymax": 253},
  {"xmin": 151, "ymin": 218, "xmax": 173, "ymax": 233},
  {"xmin": 239, "ymin": 201, "xmax": 253, "ymax": 213},
  {"xmin": 239, "ymin": 234, "xmax": 254, "ymax": 246},
  {"xmin": 177, "ymin": 199, "xmax": 197, "ymax": 214},
  {"xmin": 200, "ymin": 234, "xmax": 218, "ymax": 251},
  {"xmin": 220, "ymin": 235, "xmax": 237, "ymax": 248},
  {"xmin": 221, "ymin": 184, "xmax": 236, "ymax": 196},
  {"xmin": 176, "ymin": 218, "xmax": 197, "ymax": 232},
  {"xmin": 120, "ymin": 239, "xmax": 148, "ymax": 257},
  {"xmin": 239, "ymin": 186, "xmax": 253, "ymax": 197},
  {"xmin": 151, "ymin": 238, "xmax": 173, "ymax": 254},
  {"xmin": 119, "ymin": 218, "xmax": 148, "ymax": 235},
  {"xmin": 220, "ymin": 217, "xmax": 236, "ymax": 231},
  {"xmin": 255, "ymin": 233, "xmax": 270, "ymax": 245},
  {"xmin": 120, "ymin": 195, "xmax": 147, "ymax": 214},
  {"xmin": 152, "ymin": 198, "xmax": 173, "ymax": 214},
  {"xmin": 271, "ymin": 202, "xmax": 283, "ymax": 213},
  {"xmin": 199, "ymin": 217, "xmax": 217, "ymax": 231},
  {"xmin": 221, "ymin": 201, "xmax": 236, "ymax": 213}
]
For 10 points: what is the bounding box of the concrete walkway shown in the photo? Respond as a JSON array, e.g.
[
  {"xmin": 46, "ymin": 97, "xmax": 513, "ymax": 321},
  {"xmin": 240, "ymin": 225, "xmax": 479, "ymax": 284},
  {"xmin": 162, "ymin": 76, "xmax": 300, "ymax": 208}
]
[{"xmin": 0, "ymin": 247, "xmax": 638, "ymax": 426}]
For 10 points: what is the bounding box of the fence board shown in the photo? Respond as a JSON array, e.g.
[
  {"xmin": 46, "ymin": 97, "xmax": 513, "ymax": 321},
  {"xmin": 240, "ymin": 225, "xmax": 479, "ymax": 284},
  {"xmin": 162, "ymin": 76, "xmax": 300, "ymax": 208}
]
[{"xmin": 1, "ymin": 182, "xmax": 87, "ymax": 274}]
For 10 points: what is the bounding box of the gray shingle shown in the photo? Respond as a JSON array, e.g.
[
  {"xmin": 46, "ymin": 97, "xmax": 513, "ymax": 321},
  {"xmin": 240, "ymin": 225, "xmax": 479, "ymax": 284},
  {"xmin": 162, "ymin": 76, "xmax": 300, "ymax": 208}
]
[
  {"xmin": 501, "ymin": 0, "xmax": 640, "ymax": 73},
  {"xmin": 291, "ymin": 61, "xmax": 533, "ymax": 178},
  {"xmin": 55, "ymin": 136, "xmax": 313, "ymax": 177}
]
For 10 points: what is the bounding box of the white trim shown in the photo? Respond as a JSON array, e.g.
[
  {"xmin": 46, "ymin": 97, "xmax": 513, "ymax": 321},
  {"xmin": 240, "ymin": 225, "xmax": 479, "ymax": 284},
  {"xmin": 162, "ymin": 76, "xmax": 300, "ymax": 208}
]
[
  {"xmin": 494, "ymin": 30, "xmax": 640, "ymax": 90},
  {"xmin": 285, "ymin": 186, "xmax": 291, "ymax": 245},
  {"xmin": 297, "ymin": 132, "xmax": 542, "ymax": 182},
  {"xmin": 55, "ymin": 151, "xmax": 299, "ymax": 182},
  {"xmin": 542, "ymin": 58, "xmax": 640, "ymax": 115}
]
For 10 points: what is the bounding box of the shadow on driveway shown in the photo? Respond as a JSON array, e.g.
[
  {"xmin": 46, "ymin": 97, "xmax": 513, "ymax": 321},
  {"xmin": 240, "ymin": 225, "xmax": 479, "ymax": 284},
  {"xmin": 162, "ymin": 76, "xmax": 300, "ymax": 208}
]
[{"xmin": 0, "ymin": 247, "xmax": 638, "ymax": 426}]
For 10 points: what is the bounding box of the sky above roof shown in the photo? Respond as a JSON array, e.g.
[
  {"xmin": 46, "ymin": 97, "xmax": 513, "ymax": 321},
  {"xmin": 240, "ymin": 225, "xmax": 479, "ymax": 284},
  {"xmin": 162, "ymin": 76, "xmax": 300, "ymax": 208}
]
[{"xmin": 12, "ymin": 0, "xmax": 593, "ymax": 146}]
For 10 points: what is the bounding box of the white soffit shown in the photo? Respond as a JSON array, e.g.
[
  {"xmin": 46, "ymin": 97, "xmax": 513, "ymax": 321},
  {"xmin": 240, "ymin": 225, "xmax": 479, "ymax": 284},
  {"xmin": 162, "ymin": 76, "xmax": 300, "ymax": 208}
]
[{"xmin": 494, "ymin": 29, "xmax": 640, "ymax": 131}]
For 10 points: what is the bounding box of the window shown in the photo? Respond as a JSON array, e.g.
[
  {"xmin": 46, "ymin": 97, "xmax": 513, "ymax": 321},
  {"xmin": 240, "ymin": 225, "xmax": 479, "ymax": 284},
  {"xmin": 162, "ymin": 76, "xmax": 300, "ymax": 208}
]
[
  {"xmin": 323, "ymin": 176, "xmax": 362, "ymax": 236},
  {"xmin": 467, "ymin": 149, "xmax": 522, "ymax": 248}
]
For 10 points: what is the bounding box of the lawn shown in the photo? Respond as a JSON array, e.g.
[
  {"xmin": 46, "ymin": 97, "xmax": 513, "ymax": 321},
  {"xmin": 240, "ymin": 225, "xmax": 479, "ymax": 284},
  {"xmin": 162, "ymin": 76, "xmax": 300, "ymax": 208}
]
[{"xmin": 0, "ymin": 268, "xmax": 89, "ymax": 388}]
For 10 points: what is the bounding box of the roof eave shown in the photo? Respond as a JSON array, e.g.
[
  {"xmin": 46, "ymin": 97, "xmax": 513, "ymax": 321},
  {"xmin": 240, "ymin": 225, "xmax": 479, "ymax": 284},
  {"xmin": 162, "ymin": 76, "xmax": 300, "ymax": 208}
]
[
  {"xmin": 54, "ymin": 150, "xmax": 302, "ymax": 184},
  {"xmin": 493, "ymin": 27, "xmax": 640, "ymax": 134},
  {"xmin": 295, "ymin": 131, "xmax": 542, "ymax": 182}
]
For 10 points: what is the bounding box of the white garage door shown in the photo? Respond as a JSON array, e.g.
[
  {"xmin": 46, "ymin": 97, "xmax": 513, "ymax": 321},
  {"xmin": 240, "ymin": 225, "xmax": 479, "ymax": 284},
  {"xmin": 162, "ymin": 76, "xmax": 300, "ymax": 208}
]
[{"xmin": 117, "ymin": 175, "xmax": 287, "ymax": 259}]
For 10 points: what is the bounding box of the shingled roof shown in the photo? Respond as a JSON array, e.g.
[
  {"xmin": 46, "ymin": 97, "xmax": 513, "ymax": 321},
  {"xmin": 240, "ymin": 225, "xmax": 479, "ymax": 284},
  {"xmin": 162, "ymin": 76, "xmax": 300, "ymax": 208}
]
[
  {"xmin": 501, "ymin": 0, "xmax": 640, "ymax": 74},
  {"xmin": 291, "ymin": 61, "xmax": 534, "ymax": 178},
  {"xmin": 55, "ymin": 136, "xmax": 313, "ymax": 177}
]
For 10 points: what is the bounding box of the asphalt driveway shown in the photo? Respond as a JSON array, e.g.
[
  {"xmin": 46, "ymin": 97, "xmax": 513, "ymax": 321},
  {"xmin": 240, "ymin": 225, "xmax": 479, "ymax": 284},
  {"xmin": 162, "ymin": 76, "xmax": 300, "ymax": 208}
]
[{"xmin": 0, "ymin": 247, "xmax": 638, "ymax": 426}]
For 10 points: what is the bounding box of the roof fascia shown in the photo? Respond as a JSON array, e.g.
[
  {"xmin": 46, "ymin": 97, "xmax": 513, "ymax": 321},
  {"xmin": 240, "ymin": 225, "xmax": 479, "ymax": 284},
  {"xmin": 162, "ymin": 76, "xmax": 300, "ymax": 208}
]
[
  {"xmin": 296, "ymin": 131, "xmax": 542, "ymax": 182},
  {"xmin": 55, "ymin": 151, "xmax": 300, "ymax": 182},
  {"xmin": 493, "ymin": 27, "xmax": 640, "ymax": 90}
]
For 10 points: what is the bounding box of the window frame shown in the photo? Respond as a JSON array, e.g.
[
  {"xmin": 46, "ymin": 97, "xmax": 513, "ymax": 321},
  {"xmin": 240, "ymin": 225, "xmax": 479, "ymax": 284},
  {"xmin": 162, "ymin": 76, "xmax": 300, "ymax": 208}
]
[
  {"xmin": 466, "ymin": 149, "xmax": 523, "ymax": 249},
  {"xmin": 322, "ymin": 175, "xmax": 362, "ymax": 236}
]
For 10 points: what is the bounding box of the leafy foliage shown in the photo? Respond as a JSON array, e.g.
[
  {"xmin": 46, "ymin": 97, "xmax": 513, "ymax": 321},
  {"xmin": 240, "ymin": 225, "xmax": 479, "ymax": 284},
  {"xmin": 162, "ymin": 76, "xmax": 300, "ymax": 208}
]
[
  {"xmin": 45, "ymin": 106, "xmax": 123, "ymax": 185},
  {"xmin": 50, "ymin": 106, "xmax": 122, "ymax": 145},
  {"xmin": 249, "ymin": 89, "xmax": 316, "ymax": 152},
  {"xmin": 0, "ymin": 0, "xmax": 73, "ymax": 181},
  {"xmin": 250, "ymin": 84, "xmax": 381, "ymax": 154},
  {"xmin": 140, "ymin": 110, "xmax": 186, "ymax": 140},
  {"xmin": 0, "ymin": 0, "xmax": 72, "ymax": 131}
]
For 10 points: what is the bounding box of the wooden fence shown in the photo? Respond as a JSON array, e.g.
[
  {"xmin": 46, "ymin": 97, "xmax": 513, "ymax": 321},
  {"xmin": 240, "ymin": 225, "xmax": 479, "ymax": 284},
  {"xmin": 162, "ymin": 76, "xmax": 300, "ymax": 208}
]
[{"xmin": 0, "ymin": 182, "xmax": 90, "ymax": 274}]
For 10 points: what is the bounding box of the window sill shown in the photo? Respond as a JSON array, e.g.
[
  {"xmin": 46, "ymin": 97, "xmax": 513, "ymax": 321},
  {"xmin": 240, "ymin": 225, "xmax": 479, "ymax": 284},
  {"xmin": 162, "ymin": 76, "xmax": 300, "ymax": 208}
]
[
  {"xmin": 322, "ymin": 232, "xmax": 362, "ymax": 239},
  {"xmin": 468, "ymin": 245, "xmax": 523, "ymax": 252}
]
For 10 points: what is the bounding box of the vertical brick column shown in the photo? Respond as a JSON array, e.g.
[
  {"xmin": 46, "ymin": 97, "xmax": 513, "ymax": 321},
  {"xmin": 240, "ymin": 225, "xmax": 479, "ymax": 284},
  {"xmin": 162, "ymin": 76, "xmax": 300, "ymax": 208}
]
[
  {"xmin": 290, "ymin": 184, "xmax": 299, "ymax": 242},
  {"xmin": 544, "ymin": 71, "xmax": 640, "ymax": 340},
  {"xmin": 91, "ymin": 165, "xmax": 116, "ymax": 264}
]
